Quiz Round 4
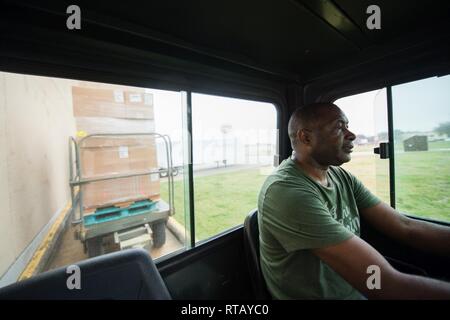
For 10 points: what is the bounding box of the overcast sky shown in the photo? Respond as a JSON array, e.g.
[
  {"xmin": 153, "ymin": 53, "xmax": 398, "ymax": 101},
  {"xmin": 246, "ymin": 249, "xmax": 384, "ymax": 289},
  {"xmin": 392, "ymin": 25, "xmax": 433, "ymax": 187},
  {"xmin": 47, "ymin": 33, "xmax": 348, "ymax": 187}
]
[
  {"xmin": 148, "ymin": 89, "xmax": 277, "ymax": 143},
  {"xmin": 336, "ymin": 75, "xmax": 450, "ymax": 136}
]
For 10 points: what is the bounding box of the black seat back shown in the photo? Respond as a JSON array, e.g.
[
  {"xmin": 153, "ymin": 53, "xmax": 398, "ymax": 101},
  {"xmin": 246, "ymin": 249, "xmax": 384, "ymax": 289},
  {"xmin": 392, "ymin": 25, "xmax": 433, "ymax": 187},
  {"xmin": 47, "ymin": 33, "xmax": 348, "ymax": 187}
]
[
  {"xmin": 0, "ymin": 248, "xmax": 171, "ymax": 300},
  {"xmin": 243, "ymin": 209, "xmax": 271, "ymax": 299}
]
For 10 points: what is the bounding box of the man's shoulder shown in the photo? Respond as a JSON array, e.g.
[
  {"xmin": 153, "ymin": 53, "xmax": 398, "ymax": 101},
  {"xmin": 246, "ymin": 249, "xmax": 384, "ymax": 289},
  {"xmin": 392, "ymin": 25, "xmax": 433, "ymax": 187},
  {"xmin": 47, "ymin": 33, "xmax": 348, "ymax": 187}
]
[
  {"xmin": 329, "ymin": 165, "xmax": 356, "ymax": 185},
  {"xmin": 329, "ymin": 165, "xmax": 350, "ymax": 175},
  {"xmin": 260, "ymin": 163, "xmax": 320, "ymax": 199}
]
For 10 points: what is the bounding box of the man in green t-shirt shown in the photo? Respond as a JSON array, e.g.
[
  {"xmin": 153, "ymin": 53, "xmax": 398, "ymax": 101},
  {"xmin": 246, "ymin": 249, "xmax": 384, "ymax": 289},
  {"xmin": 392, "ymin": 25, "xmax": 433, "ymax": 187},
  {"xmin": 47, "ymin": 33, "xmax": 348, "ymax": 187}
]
[{"xmin": 258, "ymin": 102, "xmax": 450, "ymax": 299}]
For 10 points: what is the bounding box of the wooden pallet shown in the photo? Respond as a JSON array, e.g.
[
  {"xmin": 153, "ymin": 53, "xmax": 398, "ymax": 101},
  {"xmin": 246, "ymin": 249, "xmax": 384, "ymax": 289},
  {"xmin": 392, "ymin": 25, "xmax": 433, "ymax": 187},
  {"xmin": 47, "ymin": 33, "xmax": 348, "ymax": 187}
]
[
  {"xmin": 84, "ymin": 199, "xmax": 159, "ymax": 227},
  {"xmin": 84, "ymin": 195, "xmax": 161, "ymax": 215}
]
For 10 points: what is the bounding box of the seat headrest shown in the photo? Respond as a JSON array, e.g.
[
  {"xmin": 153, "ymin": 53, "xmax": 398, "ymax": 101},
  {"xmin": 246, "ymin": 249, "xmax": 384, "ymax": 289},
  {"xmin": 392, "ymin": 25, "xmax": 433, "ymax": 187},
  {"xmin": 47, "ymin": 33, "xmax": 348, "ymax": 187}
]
[{"xmin": 0, "ymin": 248, "xmax": 171, "ymax": 300}]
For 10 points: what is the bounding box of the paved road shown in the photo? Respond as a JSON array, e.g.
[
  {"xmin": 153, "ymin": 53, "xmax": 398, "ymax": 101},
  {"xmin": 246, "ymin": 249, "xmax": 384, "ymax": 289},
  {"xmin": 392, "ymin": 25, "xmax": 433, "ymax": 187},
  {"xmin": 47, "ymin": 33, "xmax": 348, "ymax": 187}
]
[{"xmin": 169, "ymin": 163, "xmax": 269, "ymax": 181}]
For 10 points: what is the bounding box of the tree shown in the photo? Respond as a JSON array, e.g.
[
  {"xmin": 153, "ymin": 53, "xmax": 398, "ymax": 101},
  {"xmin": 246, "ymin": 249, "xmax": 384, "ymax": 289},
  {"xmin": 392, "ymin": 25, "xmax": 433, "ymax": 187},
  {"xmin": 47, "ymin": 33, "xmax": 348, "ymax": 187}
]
[{"xmin": 434, "ymin": 122, "xmax": 450, "ymax": 136}]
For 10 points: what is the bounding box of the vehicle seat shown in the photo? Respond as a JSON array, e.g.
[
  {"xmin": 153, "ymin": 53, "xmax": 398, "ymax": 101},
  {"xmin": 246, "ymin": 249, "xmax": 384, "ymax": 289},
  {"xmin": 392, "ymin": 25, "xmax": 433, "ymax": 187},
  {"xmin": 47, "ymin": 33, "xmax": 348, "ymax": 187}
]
[
  {"xmin": 0, "ymin": 248, "xmax": 171, "ymax": 300},
  {"xmin": 243, "ymin": 209, "xmax": 271, "ymax": 299}
]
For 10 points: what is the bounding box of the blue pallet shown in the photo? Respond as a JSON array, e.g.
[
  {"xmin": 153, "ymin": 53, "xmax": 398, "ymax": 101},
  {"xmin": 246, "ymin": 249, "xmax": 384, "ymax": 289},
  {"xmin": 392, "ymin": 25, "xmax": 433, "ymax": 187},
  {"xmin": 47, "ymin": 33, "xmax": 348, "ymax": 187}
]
[{"xmin": 84, "ymin": 199, "xmax": 157, "ymax": 227}]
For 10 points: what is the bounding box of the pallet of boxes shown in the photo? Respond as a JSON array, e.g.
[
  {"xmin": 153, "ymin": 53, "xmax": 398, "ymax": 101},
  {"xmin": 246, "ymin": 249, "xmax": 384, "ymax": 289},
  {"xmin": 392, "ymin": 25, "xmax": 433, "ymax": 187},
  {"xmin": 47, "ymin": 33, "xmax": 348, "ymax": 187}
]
[{"xmin": 72, "ymin": 83, "xmax": 169, "ymax": 257}]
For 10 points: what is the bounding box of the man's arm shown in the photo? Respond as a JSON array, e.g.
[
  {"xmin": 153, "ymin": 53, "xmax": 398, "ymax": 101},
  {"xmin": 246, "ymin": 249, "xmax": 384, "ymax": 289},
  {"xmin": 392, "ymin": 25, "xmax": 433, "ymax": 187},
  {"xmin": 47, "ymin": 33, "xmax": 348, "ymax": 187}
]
[
  {"xmin": 360, "ymin": 202, "xmax": 450, "ymax": 257},
  {"xmin": 312, "ymin": 236, "xmax": 450, "ymax": 299}
]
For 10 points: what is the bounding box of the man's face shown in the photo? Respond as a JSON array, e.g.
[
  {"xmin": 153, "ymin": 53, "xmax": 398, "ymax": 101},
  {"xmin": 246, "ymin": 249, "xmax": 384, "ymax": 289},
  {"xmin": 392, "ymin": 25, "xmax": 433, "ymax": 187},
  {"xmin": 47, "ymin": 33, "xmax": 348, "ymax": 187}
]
[{"xmin": 309, "ymin": 105, "xmax": 356, "ymax": 166}]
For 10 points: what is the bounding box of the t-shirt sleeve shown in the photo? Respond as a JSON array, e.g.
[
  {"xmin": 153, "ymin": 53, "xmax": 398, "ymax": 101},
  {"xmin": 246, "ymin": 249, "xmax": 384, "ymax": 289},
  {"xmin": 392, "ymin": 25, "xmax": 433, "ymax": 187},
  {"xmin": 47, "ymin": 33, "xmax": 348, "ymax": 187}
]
[
  {"xmin": 261, "ymin": 183, "xmax": 354, "ymax": 253},
  {"xmin": 349, "ymin": 172, "xmax": 382, "ymax": 210}
]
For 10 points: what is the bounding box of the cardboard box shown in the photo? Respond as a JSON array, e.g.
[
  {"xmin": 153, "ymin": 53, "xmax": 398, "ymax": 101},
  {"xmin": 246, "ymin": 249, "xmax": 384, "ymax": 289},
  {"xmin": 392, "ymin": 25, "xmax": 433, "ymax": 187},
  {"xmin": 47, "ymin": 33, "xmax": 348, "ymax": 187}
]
[
  {"xmin": 80, "ymin": 144, "xmax": 158, "ymax": 178},
  {"xmin": 72, "ymin": 86, "xmax": 154, "ymax": 119},
  {"xmin": 82, "ymin": 176, "xmax": 161, "ymax": 210},
  {"xmin": 79, "ymin": 138, "xmax": 160, "ymax": 209},
  {"xmin": 71, "ymin": 83, "xmax": 161, "ymax": 209}
]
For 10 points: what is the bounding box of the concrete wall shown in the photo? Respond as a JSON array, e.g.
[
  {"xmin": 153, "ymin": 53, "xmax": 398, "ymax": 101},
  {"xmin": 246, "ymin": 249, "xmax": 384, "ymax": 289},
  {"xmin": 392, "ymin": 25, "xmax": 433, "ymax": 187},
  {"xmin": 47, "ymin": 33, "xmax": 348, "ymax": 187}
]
[{"xmin": 0, "ymin": 72, "xmax": 77, "ymax": 278}]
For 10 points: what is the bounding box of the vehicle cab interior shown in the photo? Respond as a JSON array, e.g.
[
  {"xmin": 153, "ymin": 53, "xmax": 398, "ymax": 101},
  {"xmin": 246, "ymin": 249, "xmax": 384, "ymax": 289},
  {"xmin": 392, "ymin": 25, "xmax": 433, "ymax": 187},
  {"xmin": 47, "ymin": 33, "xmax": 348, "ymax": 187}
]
[{"xmin": 0, "ymin": 0, "xmax": 449, "ymax": 300}]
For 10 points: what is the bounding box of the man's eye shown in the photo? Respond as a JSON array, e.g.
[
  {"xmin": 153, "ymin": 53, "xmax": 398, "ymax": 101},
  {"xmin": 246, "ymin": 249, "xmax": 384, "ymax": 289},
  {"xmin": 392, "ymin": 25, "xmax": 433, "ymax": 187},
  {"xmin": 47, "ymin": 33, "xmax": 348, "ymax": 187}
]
[{"xmin": 337, "ymin": 122, "xmax": 348, "ymax": 129}]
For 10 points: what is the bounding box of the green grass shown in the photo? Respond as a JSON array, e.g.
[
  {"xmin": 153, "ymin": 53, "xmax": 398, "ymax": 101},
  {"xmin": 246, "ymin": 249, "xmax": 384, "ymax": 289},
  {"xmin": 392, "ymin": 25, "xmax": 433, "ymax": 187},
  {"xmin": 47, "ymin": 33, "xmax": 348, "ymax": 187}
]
[
  {"xmin": 160, "ymin": 140, "xmax": 450, "ymax": 241},
  {"xmin": 344, "ymin": 140, "xmax": 450, "ymax": 221},
  {"xmin": 160, "ymin": 167, "xmax": 270, "ymax": 241},
  {"xmin": 395, "ymin": 149, "xmax": 450, "ymax": 221},
  {"xmin": 427, "ymin": 140, "xmax": 450, "ymax": 150}
]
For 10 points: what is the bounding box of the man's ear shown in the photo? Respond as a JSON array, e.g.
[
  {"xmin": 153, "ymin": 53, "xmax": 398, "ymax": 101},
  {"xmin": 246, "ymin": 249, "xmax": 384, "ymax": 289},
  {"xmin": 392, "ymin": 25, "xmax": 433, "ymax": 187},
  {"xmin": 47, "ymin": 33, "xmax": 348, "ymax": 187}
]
[{"xmin": 298, "ymin": 129, "xmax": 312, "ymax": 145}]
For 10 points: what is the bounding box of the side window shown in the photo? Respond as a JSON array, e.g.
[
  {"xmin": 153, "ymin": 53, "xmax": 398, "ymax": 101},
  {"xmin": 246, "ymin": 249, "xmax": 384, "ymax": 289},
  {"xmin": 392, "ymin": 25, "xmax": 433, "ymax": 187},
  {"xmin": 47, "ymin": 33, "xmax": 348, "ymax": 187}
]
[
  {"xmin": 335, "ymin": 75, "xmax": 450, "ymax": 223},
  {"xmin": 191, "ymin": 93, "xmax": 277, "ymax": 242},
  {"xmin": 392, "ymin": 75, "xmax": 450, "ymax": 222},
  {"xmin": 0, "ymin": 72, "xmax": 279, "ymax": 287},
  {"xmin": 335, "ymin": 89, "xmax": 390, "ymax": 204},
  {"xmin": 0, "ymin": 72, "xmax": 189, "ymax": 286}
]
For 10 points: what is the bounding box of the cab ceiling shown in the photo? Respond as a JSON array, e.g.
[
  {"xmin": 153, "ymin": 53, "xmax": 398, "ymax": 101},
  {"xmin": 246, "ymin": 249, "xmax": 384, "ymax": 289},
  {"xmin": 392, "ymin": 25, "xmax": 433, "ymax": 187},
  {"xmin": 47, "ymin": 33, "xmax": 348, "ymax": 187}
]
[{"xmin": 1, "ymin": 0, "xmax": 450, "ymax": 87}]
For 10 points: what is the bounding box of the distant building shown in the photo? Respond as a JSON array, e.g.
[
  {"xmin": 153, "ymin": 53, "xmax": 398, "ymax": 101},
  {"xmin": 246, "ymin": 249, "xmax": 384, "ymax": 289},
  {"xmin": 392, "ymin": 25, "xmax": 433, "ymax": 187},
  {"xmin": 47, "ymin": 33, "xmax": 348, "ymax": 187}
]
[
  {"xmin": 403, "ymin": 135, "xmax": 428, "ymax": 152},
  {"xmin": 355, "ymin": 136, "xmax": 369, "ymax": 145}
]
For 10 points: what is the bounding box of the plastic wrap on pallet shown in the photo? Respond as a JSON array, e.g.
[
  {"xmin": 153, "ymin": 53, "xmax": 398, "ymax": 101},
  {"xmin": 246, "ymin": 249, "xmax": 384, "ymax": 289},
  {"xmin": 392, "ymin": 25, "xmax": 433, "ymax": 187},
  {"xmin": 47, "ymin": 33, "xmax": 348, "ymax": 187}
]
[
  {"xmin": 71, "ymin": 83, "xmax": 161, "ymax": 210},
  {"xmin": 79, "ymin": 135, "xmax": 157, "ymax": 148},
  {"xmin": 76, "ymin": 117, "xmax": 155, "ymax": 136}
]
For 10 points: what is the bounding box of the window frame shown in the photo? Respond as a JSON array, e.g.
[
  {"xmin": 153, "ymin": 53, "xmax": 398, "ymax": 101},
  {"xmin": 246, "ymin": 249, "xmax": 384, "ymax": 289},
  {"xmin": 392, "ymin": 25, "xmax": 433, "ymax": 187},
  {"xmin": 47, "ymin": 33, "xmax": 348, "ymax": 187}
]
[{"xmin": 332, "ymin": 75, "xmax": 450, "ymax": 223}]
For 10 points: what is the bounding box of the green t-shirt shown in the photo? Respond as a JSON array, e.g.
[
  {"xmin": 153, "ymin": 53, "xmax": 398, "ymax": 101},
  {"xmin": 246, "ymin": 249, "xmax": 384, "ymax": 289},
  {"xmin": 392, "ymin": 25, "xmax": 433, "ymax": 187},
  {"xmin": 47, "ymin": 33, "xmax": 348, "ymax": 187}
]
[{"xmin": 258, "ymin": 157, "xmax": 381, "ymax": 300}]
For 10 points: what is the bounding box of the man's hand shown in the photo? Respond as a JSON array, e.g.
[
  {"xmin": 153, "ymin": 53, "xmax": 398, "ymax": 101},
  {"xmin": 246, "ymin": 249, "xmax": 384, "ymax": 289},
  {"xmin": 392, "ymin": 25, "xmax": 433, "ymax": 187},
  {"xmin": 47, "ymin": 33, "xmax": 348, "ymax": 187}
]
[
  {"xmin": 312, "ymin": 236, "xmax": 450, "ymax": 299},
  {"xmin": 360, "ymin": 202, "xmax": 450, "ymax": 257}
]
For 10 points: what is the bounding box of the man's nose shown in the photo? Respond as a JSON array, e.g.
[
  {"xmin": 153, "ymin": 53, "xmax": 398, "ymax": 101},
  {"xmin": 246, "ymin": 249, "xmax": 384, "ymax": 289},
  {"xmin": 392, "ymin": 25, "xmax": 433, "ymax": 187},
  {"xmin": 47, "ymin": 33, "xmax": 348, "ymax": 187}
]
[{"xmin": 345, "ymin": 128, "xmax": 356, "ymax": 141}]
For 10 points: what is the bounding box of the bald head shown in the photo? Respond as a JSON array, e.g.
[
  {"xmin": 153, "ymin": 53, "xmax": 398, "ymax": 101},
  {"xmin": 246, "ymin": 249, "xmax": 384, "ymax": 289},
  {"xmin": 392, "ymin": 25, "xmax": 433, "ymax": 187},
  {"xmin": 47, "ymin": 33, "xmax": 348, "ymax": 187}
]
[{"xmin": 288, "ymin": 103, "xmax": 340, "ymax": 149}]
